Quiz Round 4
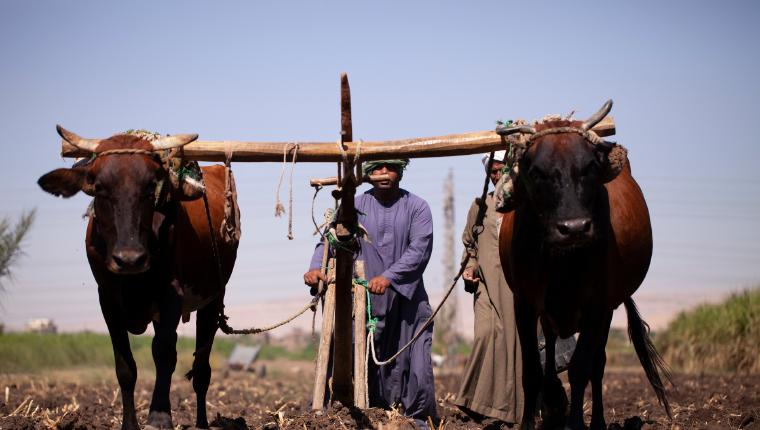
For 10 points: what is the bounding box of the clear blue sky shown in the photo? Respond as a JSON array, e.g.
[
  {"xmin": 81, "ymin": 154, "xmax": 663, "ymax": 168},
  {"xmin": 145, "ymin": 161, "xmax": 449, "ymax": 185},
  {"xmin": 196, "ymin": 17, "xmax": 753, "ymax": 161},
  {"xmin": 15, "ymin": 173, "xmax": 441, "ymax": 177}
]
[{"xmin": 1, "ymin": 0, "xmax": 758, "ymax": 331}]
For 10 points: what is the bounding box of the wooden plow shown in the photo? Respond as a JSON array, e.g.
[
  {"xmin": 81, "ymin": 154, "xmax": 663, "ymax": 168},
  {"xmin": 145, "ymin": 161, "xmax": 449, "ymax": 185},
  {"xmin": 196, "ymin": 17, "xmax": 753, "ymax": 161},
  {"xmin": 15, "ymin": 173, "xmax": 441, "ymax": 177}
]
[{"xmin": 59, "ymin": 73, "xmax": 616, "ymax": 410}]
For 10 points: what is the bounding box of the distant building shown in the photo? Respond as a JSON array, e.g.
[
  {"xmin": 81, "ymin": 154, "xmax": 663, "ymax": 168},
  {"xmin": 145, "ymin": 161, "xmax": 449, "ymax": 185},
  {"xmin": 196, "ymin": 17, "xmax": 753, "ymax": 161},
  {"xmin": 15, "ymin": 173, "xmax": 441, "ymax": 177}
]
[{"xmin": 25, "ymin": 318, "xmax": 58, "ymax": 334}]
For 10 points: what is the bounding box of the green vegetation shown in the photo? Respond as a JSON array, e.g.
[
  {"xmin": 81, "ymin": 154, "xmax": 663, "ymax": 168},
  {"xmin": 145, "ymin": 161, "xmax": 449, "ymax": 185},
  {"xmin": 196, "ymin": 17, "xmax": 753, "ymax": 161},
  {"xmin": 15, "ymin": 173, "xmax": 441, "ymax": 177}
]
[
  {"xmin": 657, "ymin": 287, "xmax": 760, "ymax": 374},
  {"xmin": 0, "ymin": 332, "xmax": 317, "ymax": 374},
  {"xmin": 605, "ymin": 327, "xmax": 638, "ymax": 367},
  {"xmin": 0, "ymin": 210, "xmax": 36, "ymax": 295},
  {"xmin": 431, "ymin": 336, "xmax": 471, "ymax": 357},
  {"xmin": 257, "ymin": 342, "xmax": 316, "ymax": 361},
  {"xmin": 0, "ymin": 332, "xmax": 233, "ymax": 374}
]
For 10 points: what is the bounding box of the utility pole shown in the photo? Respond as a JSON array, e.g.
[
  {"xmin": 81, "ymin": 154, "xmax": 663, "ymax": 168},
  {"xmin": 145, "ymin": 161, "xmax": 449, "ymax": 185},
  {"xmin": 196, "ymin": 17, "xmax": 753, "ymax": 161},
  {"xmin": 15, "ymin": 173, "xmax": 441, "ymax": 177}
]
[{"xmin": 438, "ymin": 168, "xmax": 458, "ymax": 363}]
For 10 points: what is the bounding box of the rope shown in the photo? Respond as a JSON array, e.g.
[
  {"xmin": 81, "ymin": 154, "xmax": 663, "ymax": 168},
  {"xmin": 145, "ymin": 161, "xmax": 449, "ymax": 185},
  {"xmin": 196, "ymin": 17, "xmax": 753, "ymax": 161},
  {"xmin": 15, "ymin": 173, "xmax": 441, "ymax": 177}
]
[
  {"xmin": 527, "ymin": 126, "xmax": 604, "ymax": 146},
  {"xmin": 96, "ymin": 148, "xmax": 155, "ymax": 157},
  {"xmin": 311, "ymin": 185, "xmax": 326, "ymax": 238},
  {"xmin": 287, "ymin": 144, "xmax": 299, "ymax": 240},
  {"xmin": 325, "ymin": 227, "xmax": 360, "ymax": 254},
  {"xmin": 195, "ymin": 167, "xmax": 233, "ymax": 338},
  {"xmin": 359, "ymin": 152, "xmax": 495, "ymax": 367},
  {"xmin": 219, "ymin": 295, "xmax": 322, "ymax": 335},
  {"xmin": 274, "ymin": 143, "xmax": 294, "ymax": 217},
  {"xmin": 336, "ymin": 139, "xmax": 349, "ymax": 164},
  {"xmin": 362, "ymin": 256, "xmax": 471, "ymax": 366},
  {"xmin": 353, "ymin": 140, "xmax": 362, "ymax": 184},
  {"xmin": 274, "ymin": 143, "xmax": 299, "ymax": 239}
]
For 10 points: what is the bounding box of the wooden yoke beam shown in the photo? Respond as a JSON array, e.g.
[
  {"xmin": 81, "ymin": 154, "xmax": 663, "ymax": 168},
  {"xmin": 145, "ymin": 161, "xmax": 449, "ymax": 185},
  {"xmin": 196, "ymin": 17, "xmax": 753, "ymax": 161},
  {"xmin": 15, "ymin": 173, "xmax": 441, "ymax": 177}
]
[{"xmin": 60, "ymin": 118, "xmax": 615, "ymax": 161}]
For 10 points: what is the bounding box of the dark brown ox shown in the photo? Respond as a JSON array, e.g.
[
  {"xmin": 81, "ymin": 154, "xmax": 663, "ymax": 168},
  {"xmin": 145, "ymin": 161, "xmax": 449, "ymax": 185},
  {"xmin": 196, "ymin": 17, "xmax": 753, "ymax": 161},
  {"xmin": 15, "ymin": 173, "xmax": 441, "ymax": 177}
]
[
  {"xmin": 497, "ymin": 101, "xmax": 671, "ymax": 430},
  {"xmin": 38, "ymin": 127, "xmax": 238, "ymax": 430}
]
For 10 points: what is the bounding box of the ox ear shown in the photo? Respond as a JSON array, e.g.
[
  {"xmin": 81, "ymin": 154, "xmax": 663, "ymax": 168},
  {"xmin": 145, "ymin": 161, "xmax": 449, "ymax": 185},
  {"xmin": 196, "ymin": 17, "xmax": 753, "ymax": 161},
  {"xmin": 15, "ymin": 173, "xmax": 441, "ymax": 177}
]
[
  {"xmin": 594, "ymin": 141, "xmax": 629, "ymax": 183},
  {"xmin": 38, "ymin": 167, "xmax": 95, "ymax": 198}
]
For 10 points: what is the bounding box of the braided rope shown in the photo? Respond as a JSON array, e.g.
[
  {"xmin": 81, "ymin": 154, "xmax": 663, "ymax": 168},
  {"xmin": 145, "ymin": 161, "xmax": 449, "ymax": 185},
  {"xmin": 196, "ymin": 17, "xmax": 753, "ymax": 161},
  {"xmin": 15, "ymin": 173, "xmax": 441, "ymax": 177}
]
[
  {"xmin": 96, "ymin": 148, "xmax": 156, "ymax": 157},
  {"xmin": 219, "ymin": 295, "xmax": 321, "ymax": 335},
  {"xmin": 526, "ymin": 126, "xmax": 604, "ymax": 146}
]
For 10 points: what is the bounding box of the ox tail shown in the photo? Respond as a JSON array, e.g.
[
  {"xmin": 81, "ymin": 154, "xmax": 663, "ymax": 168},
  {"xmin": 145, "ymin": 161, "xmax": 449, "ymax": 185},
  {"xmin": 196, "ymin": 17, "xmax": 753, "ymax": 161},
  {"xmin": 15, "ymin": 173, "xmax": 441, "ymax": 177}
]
[{"xmin": 624, "ymin": 298, "xmax": 674, "ymax": 418}]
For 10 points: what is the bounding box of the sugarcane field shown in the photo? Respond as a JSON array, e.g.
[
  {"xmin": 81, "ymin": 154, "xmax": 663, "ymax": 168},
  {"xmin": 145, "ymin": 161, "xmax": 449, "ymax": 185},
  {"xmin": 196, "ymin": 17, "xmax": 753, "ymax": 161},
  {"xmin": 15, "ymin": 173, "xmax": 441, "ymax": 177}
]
[{"xmin": 2, "ymin": 2, "xmax": 759, "ymax": 430}]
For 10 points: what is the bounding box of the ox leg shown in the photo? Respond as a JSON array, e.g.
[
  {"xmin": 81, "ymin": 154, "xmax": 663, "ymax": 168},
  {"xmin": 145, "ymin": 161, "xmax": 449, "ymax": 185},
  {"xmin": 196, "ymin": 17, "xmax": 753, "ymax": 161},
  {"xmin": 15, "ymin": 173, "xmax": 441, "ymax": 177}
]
[
  {"xmin": 589, "ymin": 311, "xmax": 612, "ymax": 430},
  {"xmin": 567, "ymin": 314, "xmax": 608, "ymax": 430},
  {"xmin": 188, "ymin": 297, "xmax": 221, "ymax": 429},
  {"xmin": 515, "ymin": 297, "xmax": 541, "ymax": 430},
  {"xmin": 541, "ymin": 320, "xmax": 568, "ymax": 429},
  {"xmin": 100, "ymin": 291, "xmax": 139, "ymax": 430},
  {"xmin": 147, "ymin": 289, "xmax": 182, "ymax": 429}
]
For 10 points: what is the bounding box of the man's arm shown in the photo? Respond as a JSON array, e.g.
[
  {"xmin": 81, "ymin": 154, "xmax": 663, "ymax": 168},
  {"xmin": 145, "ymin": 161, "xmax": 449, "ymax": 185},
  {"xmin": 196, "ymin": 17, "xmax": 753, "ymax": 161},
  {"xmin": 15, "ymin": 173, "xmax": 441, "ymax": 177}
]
[
  {"xmin": 379, "ymin": 200, "xmax": 434, "ymax": 300},
  {"xmin": 461, "ymin": 199, "xmax": 481, "ymax": 292},
  {"xmin": 304, "ymin": 241, "xmax": 329, "ymax": 288}
]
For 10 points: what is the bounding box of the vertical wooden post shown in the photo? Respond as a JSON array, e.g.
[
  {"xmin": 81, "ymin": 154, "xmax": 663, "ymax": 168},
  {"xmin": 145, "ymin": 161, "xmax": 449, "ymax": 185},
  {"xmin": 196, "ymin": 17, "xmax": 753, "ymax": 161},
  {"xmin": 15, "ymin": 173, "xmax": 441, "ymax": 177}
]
[
  {"xmin": 311, "ymin": 260, "xmax": 336, "ymax": 410},
  {"xmin": 331, "ymin": 72, "xmax": 356, "ymax": 406},
  {"xmin": 353, "ymin": 260, "xmax": 368, "ymax": 408}
]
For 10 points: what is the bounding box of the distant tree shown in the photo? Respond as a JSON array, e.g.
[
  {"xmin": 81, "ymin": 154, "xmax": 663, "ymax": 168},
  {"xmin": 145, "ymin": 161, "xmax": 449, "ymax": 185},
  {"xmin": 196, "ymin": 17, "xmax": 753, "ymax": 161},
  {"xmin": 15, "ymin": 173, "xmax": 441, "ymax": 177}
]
[{"xmin": 0, "ymin": 209, "xmax": 36, "ymax": 294}]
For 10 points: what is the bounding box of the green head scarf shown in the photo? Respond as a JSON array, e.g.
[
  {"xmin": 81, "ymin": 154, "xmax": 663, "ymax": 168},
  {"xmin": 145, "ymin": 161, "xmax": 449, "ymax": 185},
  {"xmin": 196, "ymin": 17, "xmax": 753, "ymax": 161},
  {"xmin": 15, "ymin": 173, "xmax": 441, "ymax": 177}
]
[{"xmin": 362, "ymin": 159, "xmax": 410, "ymax": 179}]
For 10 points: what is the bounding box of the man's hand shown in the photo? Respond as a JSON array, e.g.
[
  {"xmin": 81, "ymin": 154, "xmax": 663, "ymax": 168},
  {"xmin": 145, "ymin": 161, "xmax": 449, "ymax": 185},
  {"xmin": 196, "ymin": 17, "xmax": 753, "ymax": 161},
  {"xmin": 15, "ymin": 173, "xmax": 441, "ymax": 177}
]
[
  {"xmin": 463, "ymin": 267, "xmax": 480, "ymax": 283},
  {"xmin": 303, "ymin": 269, "xmax": 326, "ymax": 288},
  {"xmin": 368, "ymin": 275, "xmax": 391, "ymax": 295},
  {"xmin": 462, "ymin": 267, "xmax": 480, "ymax": 293}
]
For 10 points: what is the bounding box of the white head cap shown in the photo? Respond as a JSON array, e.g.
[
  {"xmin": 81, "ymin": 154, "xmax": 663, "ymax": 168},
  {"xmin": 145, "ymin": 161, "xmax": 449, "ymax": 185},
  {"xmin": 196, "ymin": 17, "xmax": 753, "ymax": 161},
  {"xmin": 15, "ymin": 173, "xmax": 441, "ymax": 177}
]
[{"xmin": 481, "ymin": 150, "xmax": 507, "ymax": 170}]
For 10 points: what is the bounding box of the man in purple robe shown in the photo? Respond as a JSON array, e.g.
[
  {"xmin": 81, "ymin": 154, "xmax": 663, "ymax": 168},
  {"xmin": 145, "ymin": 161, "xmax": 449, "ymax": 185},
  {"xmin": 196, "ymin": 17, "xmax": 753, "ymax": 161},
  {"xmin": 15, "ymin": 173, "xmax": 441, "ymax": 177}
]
[{"xmin": 304, "ymin": 159, "xmax": 438, "ymax": 427}]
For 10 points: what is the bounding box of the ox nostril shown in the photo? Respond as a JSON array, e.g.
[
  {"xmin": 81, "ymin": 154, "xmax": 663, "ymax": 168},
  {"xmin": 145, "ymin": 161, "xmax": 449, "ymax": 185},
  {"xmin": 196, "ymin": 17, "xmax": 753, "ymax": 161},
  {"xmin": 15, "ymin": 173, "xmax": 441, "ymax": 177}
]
[
  {"xmin": 556, "ymin": 218, "xmax": 593, "ymax": 236},
  {"xmin": 112, "ymin": 253, "xmax": 127, "ymax": 268},
  {"xmin": 133, "ymin": 252, "xmax": 147, "ymax": 268},
  {"xmin": 112, "ymin": 249, "xmax": 147, "ymax": 269}
]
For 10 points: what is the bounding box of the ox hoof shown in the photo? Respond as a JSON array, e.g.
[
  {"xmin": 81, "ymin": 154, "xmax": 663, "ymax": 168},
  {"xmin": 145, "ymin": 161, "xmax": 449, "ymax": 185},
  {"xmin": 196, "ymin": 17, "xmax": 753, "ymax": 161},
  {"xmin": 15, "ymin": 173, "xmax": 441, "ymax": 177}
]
[{"xmin": 146, "ymin": 410, "xmax": 174, "ymax": 429}]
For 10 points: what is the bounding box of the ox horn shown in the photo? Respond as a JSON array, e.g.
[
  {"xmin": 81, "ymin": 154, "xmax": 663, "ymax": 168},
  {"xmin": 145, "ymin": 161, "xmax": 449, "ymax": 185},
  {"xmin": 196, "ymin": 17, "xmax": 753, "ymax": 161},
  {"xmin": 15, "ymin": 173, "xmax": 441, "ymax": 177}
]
[
  {"xmin": 495, "ymin": 124, "xmax": 536, "ymax": 136},
  {"xmin": 150, "ymin": 134, "xmax": 199, "ymax": 151},
  {"xmin": 581, "ymin": 99, "xmax": 613, "ymax": 131},
  {"xmin": 57, "ymin": 125, "xmax": 102, "ymax": 153}
]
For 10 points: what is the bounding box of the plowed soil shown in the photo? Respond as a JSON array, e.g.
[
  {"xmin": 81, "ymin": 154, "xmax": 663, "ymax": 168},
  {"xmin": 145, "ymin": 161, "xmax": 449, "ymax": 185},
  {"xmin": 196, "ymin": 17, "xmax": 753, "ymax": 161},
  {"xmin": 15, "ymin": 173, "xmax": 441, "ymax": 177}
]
[{"xmin": 1, "ymin": 363, "xmax": 758, "ymax": 429}]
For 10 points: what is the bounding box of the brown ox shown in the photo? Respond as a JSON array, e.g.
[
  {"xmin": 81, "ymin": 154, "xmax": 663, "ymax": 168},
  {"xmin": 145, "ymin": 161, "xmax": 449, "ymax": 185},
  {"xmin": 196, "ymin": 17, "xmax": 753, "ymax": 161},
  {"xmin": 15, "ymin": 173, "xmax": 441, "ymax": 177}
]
[
  {"xmin": 38, "ymin": 127, "xmax": 238, "ymax": 430},
  {"xmin": 497, "ymin": 101, "xmax": 671, "ymax": 430}
]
